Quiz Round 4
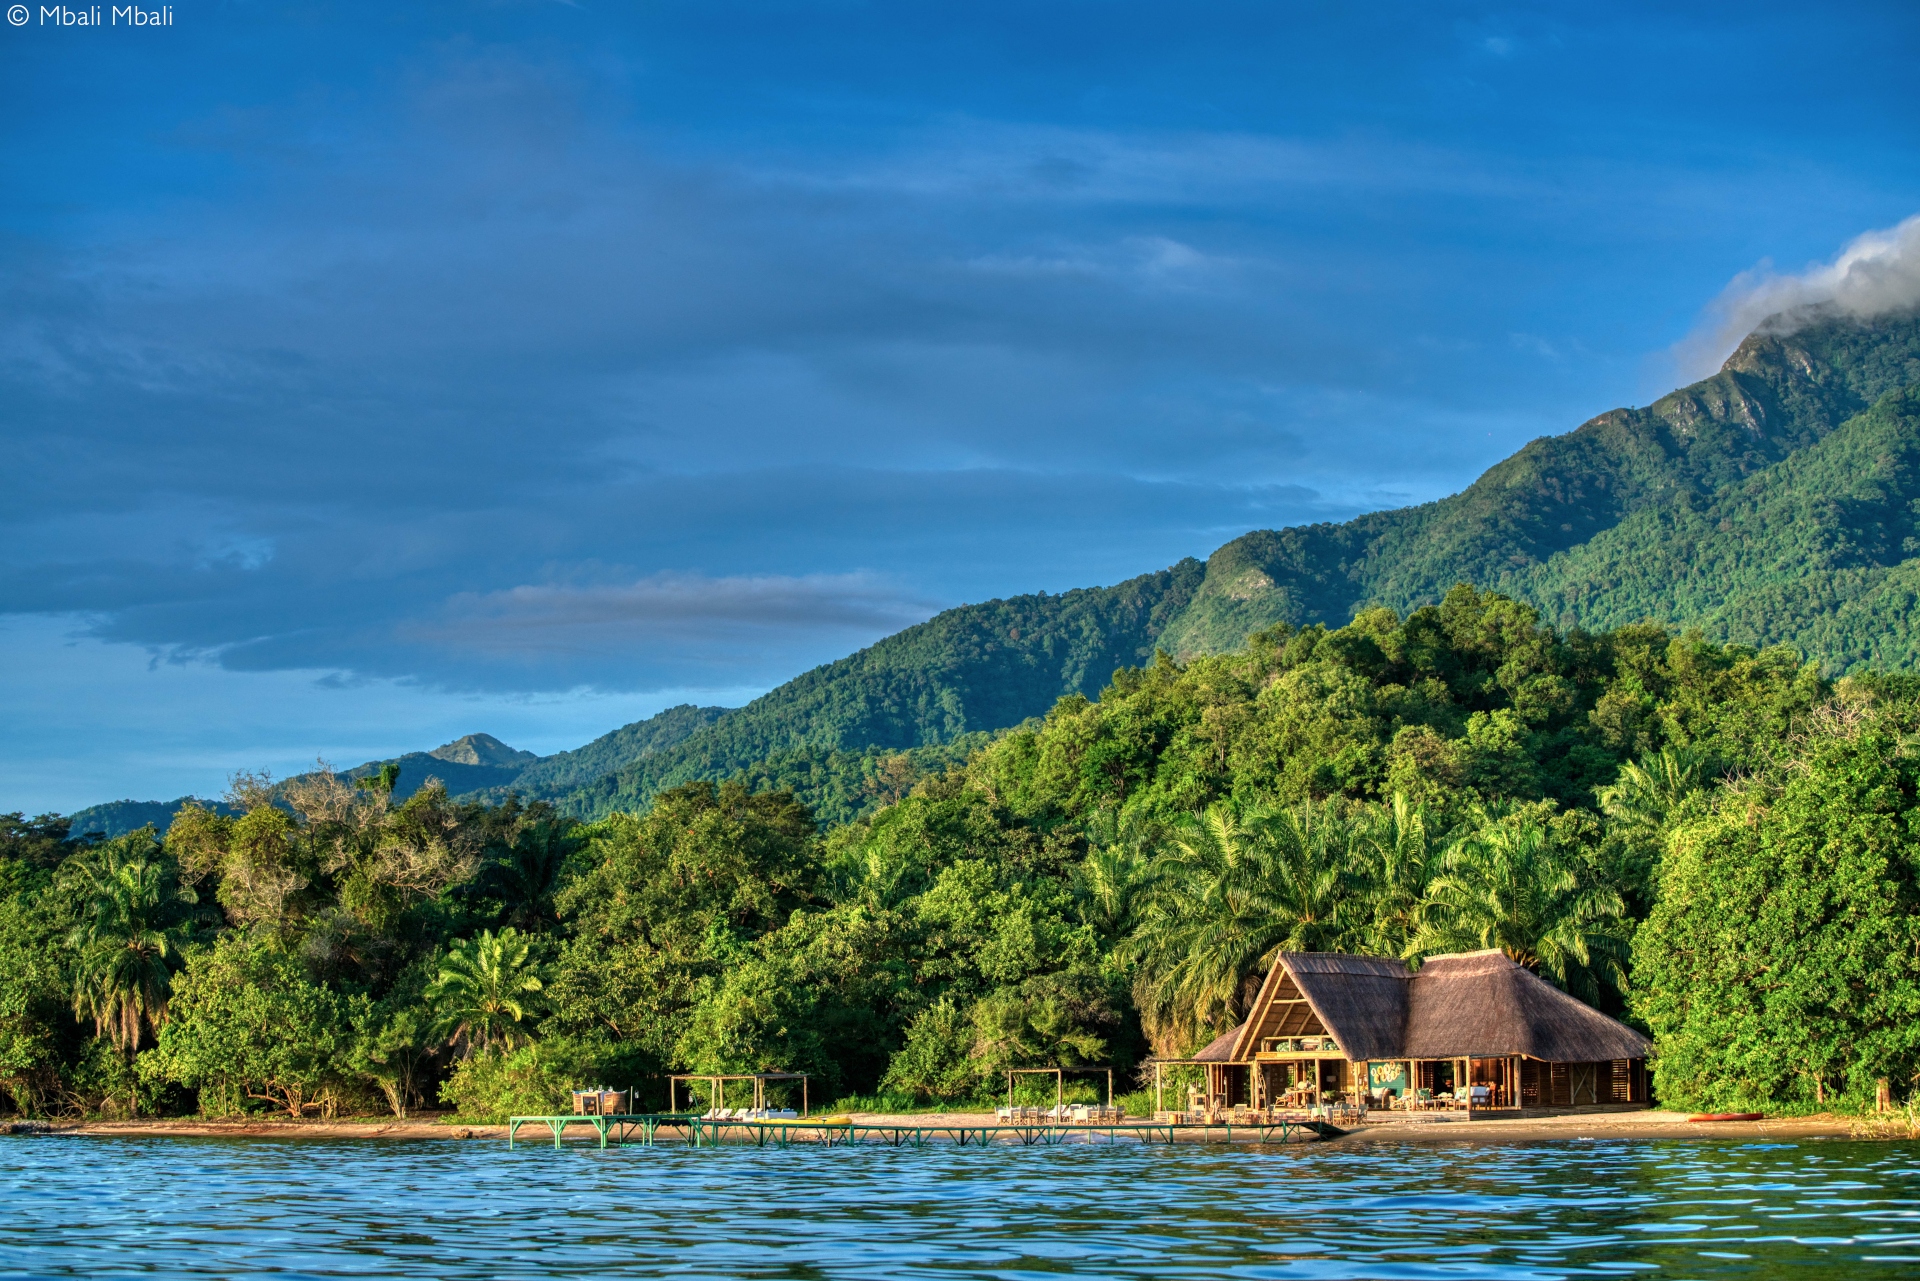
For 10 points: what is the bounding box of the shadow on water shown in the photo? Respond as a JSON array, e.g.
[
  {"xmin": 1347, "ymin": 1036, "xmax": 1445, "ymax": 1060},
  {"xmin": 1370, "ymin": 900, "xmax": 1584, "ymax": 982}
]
[{"xmin": 2, "ymin": 1134, "xmax": 1918, "ymax": 1278}]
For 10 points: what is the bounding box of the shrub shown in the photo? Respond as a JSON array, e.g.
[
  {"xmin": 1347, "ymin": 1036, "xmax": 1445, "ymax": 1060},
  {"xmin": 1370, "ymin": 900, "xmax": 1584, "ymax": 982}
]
[{"xmin": 438, "ymin": 1037, "xmax": 602, "ymax": 1123}]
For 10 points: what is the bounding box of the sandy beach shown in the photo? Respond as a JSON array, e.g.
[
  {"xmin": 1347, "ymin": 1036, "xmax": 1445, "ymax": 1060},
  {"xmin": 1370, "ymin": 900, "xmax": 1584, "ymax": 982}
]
[{"xmin": 32, "ymin": 1107, "xmax": 1893, "ymax": 1146}]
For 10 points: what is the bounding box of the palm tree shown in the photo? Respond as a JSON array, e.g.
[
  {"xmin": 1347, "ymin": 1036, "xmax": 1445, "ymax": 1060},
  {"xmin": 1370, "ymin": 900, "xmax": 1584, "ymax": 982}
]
[
  {"xmin": 1260, "ymin": 803, "xmax": 1356, "ymax": 953},
  {"xmin": 1073, "ymin": 807, "xmax": 1164, "ymax": 934},
  {"xmin": 1596, "ymin": 748, "xmax": 1711, "ymax": 913},
  {"xmin": 1597, "ymin": 748, "xmax": 1708, "ymax": 840},
  {"xmin": 480, "ymin": 817, "xmax": 577, "ymax": 933},
  {"xmin": 1126, "ymin": 802, "xmax": 1353, "ymax": 1054},
  {"xmin": 425, "ymin": 928, "xmax": 546, "ymax": 1056},
  {"xmin": 1407, "ymin": 812, "xmax": 1629, "ymax": 1002},
  {"xmin": 61, "ymin": 836, "xmax": 196, "ymax": 1113},
  {"xmin": 1349, "ymin": 792, "xmax": 1439, "ymax": 959}
]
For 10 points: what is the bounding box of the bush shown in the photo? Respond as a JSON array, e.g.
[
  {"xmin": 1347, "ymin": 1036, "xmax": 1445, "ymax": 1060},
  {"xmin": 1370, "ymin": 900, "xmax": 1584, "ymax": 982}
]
[
  {"xmin": 438, "ymin": 1038, "xmax": 602, "ymax": 1123},
  {"xmin": 823, "ymin": 1090, "xmax": 952, "ymax": 1115},
  {"xmin": 142, "ymin": 935, "xmax": 358, "ymax": 1118},
  {"xmin": 879, "ymin": 998, "xmax": 981, "ymax": 1102}
]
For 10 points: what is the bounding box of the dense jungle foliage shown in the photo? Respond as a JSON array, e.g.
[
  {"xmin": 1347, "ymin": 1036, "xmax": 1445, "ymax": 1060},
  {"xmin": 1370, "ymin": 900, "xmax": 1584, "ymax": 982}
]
[{"xmin": 11, "ymin": 586, "xmax": 1919, "ymax": 1122}]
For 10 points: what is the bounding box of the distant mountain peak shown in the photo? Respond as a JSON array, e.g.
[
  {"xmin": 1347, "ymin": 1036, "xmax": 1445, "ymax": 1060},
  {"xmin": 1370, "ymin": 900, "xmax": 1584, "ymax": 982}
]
[{"xmin": 428, "ymin": 733, "xmax": 540, "ymax": 767}]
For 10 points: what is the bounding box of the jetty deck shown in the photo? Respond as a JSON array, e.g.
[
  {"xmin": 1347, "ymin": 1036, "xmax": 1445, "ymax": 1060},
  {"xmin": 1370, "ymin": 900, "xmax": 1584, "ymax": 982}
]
[{"xmin": 506, "ymin": 1112, "xmax": 1340, "ymax": 1150}]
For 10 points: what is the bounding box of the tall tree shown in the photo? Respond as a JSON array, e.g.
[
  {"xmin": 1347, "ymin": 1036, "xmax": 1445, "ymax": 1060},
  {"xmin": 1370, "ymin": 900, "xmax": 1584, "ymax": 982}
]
[
  {"xmin": 427, "ymin": 929, "xmax": 547, "ymax": 1056},
  {"xmin": 1407, "ymin": 808, "xmax": 1628, "ymax": 1002},
  {"xmin": 59, "ymin": 832, "xmax": 195, "ymax": 1112},
  {"xmin": 1127, "ymin": 802, "xmax": 1353, "ymax": 1054},
  {"xmin": 1633, "ymin": 721, "xmax": 1920, "ymax": 1112}
]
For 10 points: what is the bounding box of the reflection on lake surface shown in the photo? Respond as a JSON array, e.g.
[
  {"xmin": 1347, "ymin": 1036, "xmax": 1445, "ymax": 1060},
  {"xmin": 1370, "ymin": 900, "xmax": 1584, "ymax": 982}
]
[{"xmin": 3, "ymin": 1135, "xmax": 1918, "ymax": 1278}]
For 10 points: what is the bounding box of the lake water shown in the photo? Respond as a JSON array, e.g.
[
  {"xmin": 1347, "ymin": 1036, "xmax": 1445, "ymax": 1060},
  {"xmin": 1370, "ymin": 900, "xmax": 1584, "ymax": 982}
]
[{"xmin": 3, "ymin": 1135, "xmax": 1918, "ymax": 1278}]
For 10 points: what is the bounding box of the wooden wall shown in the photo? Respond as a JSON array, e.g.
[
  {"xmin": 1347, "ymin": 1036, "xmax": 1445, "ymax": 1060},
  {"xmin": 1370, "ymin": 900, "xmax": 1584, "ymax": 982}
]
[{"xmin": 1518, "ymin": 1058, "xmax": 1647, "ymax": 1106}]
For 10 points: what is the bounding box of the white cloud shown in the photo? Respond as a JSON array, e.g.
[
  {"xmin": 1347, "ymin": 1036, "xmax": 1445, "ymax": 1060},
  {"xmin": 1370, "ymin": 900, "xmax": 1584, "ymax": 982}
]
[{"xmin": 1678, "ymin": 214, "xmax": 1920, "ymax": 378}]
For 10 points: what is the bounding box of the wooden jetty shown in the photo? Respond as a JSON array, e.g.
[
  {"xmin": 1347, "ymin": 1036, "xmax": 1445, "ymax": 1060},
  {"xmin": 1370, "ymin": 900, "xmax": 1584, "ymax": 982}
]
[{"xmin": 505, "ymin": 1112, "xmax": 1340, "ymax": 1150}]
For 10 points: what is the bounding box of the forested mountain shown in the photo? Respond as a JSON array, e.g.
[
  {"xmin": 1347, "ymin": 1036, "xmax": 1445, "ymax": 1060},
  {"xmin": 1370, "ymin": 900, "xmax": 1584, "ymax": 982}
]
[
  {"xmin": 1519, "ymin": 385, "xmax": 1920, "ymax": 665},
  {"xmin": 534, "ymin": 309, "xmax": 1920, "ymax": 822},
  {"xmin": 334, "ymin": 733, "xmax": 542, "ymax": 802},
  {"xmin": 65, "ymin": 798, "xmax": 235, "ymax": 840},
  {"xmin": 548, "ymin": 560, "xmax": 1205, "ymax": 822},
  {"xmin": 57, "ymin": 309, "xmax": 1920, "ymax": 831},
  {"xmin": 1157, "ymin": 311, "xmax": 1920, "ymax": 654},
  {"xmin": 332, "ymin": 710, "xmax": 734, "ymax": 810},
  {"xmin": 486, "ymin": 704, "xmax": 728, "ymax": 798}
]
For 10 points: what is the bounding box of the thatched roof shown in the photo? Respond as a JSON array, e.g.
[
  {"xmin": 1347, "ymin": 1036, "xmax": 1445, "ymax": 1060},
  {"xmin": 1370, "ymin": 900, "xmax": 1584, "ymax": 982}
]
[
  {"xmin": 1270, "ymin": 952, "xmax": 1410, "ymax": 1062},
  {"xmin": 1403, "ymin": 950, "xmax": 1651, "ymax": 1062},
  {"xmin": 1193, "ymin": 1022, "xmax": 1245, "ymax": 1062},
  {"xmin": 1215, "ymin": 949, "xmax": 1649, "ymax": 1065}
]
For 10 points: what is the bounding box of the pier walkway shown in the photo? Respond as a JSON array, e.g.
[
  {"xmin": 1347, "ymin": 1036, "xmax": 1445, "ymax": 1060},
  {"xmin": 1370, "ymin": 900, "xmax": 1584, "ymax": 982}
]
[{"xmin": 506, "ymin": 1113, "xmax": 1340, "ymax": 1150}]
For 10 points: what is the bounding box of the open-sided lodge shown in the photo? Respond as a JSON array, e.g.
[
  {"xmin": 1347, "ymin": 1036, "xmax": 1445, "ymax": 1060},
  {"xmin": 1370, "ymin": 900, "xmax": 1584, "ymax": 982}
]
[{"xmin": 1189, "ymin": 950, "xmax": 1651, "ymax": 1115}]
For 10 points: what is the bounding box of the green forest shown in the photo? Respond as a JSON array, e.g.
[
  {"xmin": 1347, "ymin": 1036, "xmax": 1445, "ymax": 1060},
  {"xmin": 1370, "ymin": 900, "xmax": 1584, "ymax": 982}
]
[{"xmin": 9, "ymin": 586, "xmax": 1920, "ymax": 1123}]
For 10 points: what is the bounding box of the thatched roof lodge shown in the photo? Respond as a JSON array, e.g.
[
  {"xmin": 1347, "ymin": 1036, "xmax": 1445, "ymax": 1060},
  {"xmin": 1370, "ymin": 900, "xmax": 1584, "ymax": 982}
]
[{"xmin": 1186, "ymin": 949, "xmax": 1650, "ymax": 1113}]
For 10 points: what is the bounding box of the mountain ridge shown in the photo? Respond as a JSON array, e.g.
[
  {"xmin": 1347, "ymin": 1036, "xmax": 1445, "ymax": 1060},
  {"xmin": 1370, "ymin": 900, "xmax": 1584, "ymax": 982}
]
[
  {"xmin": 1155, "ymin": 312, "xmax": 1920, "ymax": 655},
  {"xmin": 58, "ymin": 309, "xmax": 1920, "ymax": 832}
]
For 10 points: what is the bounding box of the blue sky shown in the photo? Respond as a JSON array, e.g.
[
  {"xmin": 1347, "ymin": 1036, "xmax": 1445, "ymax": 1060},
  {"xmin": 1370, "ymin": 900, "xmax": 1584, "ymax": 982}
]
[{"xmin": 4, "ymin": 1, "xmax": 1917, "ymax": 813}]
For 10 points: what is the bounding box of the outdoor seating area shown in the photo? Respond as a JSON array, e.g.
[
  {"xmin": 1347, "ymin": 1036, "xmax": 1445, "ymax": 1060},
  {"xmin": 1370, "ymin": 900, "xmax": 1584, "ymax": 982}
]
[
  {"xmin": 571, "ymin": 1088, "xmax": 631, "ymax": 1116},
  {"xmin": 701, "ymin": 1107, "xmax": 801, "ymax": 1121},
  {"xmin": 1152, "ymin": 1097, "xmax": 1361, "ymax": 1126},
  {"xmin": 667, "ymin": 1072, "xmax": 812, "ymax": 1118},
  {"xmin": 1371, "ymin": 1087, "xmax": 1467, "ymax": 1112},
  {"xmin": 1001, "ymin": 1066, "xmax": 1121, "ymax": 1125}
]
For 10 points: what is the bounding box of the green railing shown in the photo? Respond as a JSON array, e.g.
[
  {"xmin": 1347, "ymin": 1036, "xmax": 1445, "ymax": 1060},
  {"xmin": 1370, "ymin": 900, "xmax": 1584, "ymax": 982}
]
[{"xmin": 504, "ymin": 1114, "xmax": 1336, "ymax": 1149}]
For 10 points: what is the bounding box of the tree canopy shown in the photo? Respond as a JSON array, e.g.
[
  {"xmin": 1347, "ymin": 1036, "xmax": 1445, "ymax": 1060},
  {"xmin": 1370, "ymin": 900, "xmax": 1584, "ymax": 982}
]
[{"xmin": 6, "ymin": 587, "xmax": 1919, "ymax": 1121}]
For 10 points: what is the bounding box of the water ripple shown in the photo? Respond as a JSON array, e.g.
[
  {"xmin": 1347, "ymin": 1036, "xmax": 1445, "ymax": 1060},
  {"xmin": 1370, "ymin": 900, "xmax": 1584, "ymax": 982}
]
[{"xmin": 3, "ymin": 1136, "xmax": 1918, "ymax": 1279}]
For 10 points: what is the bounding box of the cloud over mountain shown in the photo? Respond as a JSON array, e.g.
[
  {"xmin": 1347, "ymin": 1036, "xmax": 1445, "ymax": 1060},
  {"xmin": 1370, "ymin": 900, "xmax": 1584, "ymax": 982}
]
[{"xmin": 1682, "ymin": 214, "xmax": 1920, "ymax": 378}]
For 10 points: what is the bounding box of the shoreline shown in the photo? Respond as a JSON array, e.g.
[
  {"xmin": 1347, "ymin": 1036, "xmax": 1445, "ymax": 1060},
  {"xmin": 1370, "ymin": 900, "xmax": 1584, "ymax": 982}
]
[{"xmin": 24, "ymin": 1108, "xmax": 1896, "ymax": 1146}]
